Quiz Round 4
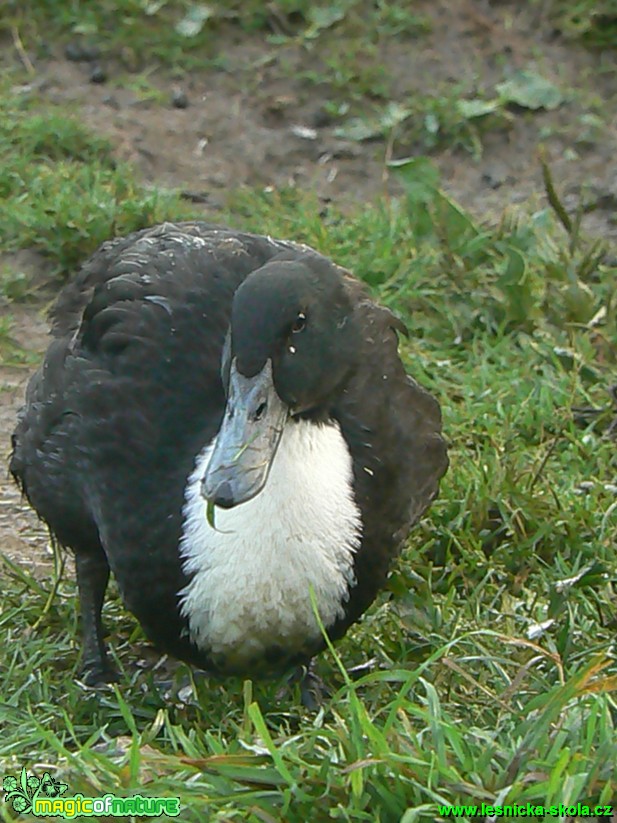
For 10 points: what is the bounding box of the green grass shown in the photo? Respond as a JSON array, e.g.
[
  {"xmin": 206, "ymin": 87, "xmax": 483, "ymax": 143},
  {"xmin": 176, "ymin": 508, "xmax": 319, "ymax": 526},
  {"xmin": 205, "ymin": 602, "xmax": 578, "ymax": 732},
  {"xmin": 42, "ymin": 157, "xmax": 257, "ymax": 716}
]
[
  {"xmin": 543, "ymin": 0, "xmax": 617, "ymax": 47},
  {"xmin": 0, "ymin": 78, "xmax": 192, "ymax": 280},
  {"xmin": 2, "ymin": 0, "xmax": 429, "ymax": 76},
  {"xmin": 331, "ymin": 69, "xmax": 574, "ymax": 160},
  {"xmin": 1, "ymin": 38, "xmax": 617, "ymax": 823},
  {"xmin": 3, "ymin": 0, "xmax": 604, "ymax": 164}
]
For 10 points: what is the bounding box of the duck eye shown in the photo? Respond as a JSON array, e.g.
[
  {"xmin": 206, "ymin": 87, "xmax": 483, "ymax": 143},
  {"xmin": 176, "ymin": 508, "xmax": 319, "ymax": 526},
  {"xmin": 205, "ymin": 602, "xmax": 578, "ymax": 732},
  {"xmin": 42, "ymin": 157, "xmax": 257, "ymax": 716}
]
[{"xmin": 291, "ymin": 312, "xmax": 306, "ymax": 333}]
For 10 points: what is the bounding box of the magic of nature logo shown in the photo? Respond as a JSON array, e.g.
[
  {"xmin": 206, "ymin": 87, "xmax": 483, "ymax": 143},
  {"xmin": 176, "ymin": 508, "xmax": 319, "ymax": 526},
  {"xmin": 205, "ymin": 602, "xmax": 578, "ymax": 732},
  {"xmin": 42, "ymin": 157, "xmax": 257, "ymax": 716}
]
[
  {"xmin": 3, "ymin": 767, "xmax": 181, "ymax": 818},
  {"xmin": 3, "ymin": 768, "xmax": 68, "ymax": 814}
]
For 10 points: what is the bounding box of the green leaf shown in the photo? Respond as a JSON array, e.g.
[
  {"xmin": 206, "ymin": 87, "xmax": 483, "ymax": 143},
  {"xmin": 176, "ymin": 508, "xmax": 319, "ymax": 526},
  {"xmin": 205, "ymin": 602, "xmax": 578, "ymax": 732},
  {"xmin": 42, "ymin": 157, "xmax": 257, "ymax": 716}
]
[
  {"xmin": 456, "ymin": 98, "xmax": 500, "ymax": 119},
  {"xmin": 497, "ymin": 245, "xmax": 538, "ymax": 325},
  {"xmin": 497, "ymin": 70, "xmax": 566, "ymax": 110},
  {"xmin": 176, "ymin": 4, "xmax": 215, "ymax": 37},
  {"xmin": 206, "ymin": 498, "xmax": 217, "ymax": 529},
  {"xmin": 389, "ymin": 156, "xmax": 440, "ymax": 203},
  {"xmin": 333, "ymin": 102, "xmax": 411, "ymax": 141},
  {"xmin": 306, "ymin": 6, "xmax": 346, "ymax": 37},
  {"xmin": 561, "ymin": 280, "xmax": 596, "ymax": 322},
  {"xmin": 247, "ymin": 703, "xmax": 297, "ymax": 788},
  {"xmin": 333, "ymin": 117, "xmax": 381, "ymax": 142},
  {"xmin": 144, "ymin": 0, "xmax": 167, "ymax": 14}
]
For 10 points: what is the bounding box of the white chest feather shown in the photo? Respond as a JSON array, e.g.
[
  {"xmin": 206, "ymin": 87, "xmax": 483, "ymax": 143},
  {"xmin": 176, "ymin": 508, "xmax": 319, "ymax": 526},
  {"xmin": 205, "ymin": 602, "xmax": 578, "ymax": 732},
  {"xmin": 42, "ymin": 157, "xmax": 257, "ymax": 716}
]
[{"xmin": 179, "ymin": 421, "xmax": 362, "ymax": 668}]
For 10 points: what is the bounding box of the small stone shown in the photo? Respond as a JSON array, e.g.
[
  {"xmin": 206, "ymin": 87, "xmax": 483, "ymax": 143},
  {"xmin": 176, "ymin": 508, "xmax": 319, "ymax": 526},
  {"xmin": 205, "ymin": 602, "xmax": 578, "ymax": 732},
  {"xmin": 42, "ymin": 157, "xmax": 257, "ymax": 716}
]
[
  {"xmin": 171, "ymin": 89, "xmax": 189, "ymax": 109},
  {"xmin": 481, "ymin": 164, "xmax": 511, "ymax": 190},
  {"xmin": 89, "ymin": 65, "xmax": 107, "ymax": 84},
  {"xmin": 64, "ymin": 42, "xmax": 84, "ymax": 61},
  {"xmin": 177, "ymin": 684, "xmax": 195, "ymax": 704},
  {"xmin": 311, "ymin": 108, "xmax": 332, "ymax": 129},
  {"xmin": 65, "ymin": 41, "xmax": 101, "ymax": 62},
  {"xmin": 290, "ymin": 124, "xmax": 318, "ymax": 140}
]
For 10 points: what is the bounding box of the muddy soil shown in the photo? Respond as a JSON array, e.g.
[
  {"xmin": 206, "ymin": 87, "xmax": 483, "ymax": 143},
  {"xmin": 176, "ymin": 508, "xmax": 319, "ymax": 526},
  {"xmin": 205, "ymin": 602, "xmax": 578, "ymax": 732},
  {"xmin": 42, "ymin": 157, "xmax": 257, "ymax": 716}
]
[
  {"xmin": 1, "ymin": 261, "xmax": 54, "ymax": 571},
  {"xmin": 2, "ymin": 0, "xmax": 616, "ymax": 574}
]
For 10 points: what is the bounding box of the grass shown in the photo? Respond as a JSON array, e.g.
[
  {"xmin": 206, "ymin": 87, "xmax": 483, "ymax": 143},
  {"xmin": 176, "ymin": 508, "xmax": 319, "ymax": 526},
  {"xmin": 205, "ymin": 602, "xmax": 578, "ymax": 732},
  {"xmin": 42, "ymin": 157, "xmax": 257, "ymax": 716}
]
[
  {"xmin": 2, "ymin": 0, "xmax": 499, "ymax": 157},
  {"xmin": 0, "ymin": 77, "xmax": 192, "ymax": 279},
  {"xmin": 2, "ymin": 1, "xmax": 430, "ymax": 76},
  {"xmin": 543, "ymin": 0, "xmax": 617, "ymax": 48},
  {"xmin": 1, "ymin": 7, "xmax": 617, "ymax": 822},
  {"xmin": 2, "ymin": 0, "xmax": 603, "ymax": 164}
]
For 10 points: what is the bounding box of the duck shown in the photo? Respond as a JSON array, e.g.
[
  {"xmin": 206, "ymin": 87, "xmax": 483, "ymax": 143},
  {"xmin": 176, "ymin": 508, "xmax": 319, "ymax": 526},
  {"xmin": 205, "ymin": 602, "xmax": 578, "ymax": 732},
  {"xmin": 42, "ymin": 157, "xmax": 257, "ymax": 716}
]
[{"xmin": 10, "ymin": 221, "xmax": 448, "ymax": 703}]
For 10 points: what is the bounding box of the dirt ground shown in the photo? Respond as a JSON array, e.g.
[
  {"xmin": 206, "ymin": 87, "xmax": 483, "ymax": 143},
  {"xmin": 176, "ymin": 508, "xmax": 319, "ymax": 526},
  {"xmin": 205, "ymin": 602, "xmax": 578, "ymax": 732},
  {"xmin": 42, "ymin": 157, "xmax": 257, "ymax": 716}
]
[{"xmin": 2, "ymin": 0, "xmax": 617, "ymax": 572}]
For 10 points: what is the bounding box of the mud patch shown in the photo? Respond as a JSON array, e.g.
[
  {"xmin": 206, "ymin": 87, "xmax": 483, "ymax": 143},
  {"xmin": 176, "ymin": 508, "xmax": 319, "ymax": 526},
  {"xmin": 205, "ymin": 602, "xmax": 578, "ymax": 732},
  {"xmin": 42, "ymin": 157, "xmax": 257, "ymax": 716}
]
[
  {"xmin": 1, "ymin": 295, "xmax": 54, "ymax": 573},
  {"xmin": 8, "ymin": 2, "xmax": 616, "ymax": 233}
]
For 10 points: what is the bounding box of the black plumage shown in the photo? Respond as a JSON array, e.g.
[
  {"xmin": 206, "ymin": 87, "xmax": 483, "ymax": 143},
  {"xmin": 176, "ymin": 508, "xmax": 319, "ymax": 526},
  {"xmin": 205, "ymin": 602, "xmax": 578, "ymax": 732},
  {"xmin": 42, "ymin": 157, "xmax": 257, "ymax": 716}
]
[{"xmin": 10, "ymin": 221, "xmax": 448, "ymax": 692}]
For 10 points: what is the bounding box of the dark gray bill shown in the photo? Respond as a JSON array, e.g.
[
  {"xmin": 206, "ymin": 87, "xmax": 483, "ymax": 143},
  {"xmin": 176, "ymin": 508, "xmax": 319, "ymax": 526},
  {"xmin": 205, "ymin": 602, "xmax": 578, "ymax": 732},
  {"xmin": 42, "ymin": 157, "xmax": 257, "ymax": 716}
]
[{"xmin": 201, "ymin": 358, "xmax": 288, "ymax": 508}]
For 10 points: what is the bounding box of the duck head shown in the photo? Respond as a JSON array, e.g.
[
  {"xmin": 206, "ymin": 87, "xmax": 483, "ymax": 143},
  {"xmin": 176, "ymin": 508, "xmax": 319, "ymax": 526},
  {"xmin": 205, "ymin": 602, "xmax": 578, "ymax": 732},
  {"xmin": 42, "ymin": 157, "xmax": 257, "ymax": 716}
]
[{"xmin": 201, "ymin": 254, "xmax": 361, "ymax": 509}]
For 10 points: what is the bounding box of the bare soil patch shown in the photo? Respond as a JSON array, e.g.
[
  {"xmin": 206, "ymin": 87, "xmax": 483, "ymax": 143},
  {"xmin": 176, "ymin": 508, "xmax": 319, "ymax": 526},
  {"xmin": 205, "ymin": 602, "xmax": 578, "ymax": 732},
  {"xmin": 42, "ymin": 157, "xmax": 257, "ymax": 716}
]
[
  {"xmin": 1, "ymin": 258, "xmax": 54, "ymax": 572},
  {"xmin": 11, "ymin": 2, "xmax": 617, "ymax": 227}
]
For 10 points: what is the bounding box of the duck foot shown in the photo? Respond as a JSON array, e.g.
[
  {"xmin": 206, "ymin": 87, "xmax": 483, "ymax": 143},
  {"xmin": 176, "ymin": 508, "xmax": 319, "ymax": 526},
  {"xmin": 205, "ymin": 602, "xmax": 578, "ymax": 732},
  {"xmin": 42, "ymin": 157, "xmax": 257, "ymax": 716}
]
[
  {"xmin": 79, "ymin": 660, "xmax": 120, "ymax": 687},
  {"xmin": 150, "ymin": 673, "xmax": 204, "ymax": 705},
  {"xmin": 277, "ymin": 660, "xmax": 329, "ymax": 709},
  {"xmin": 300, "ymin": 664, "xmax": 329, "ymax": 710},
  {"xmin": 346, "ymin": 657, "xmax": 378, "ymax": 679}
]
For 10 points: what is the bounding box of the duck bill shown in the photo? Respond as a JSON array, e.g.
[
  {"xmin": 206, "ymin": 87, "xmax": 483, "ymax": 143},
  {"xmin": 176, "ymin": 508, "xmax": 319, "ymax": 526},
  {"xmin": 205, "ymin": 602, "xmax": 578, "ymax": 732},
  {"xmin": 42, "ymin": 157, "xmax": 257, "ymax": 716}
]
[{"xmin": 201, "ymin": 359, "xmax": 288, "ymax": 509}]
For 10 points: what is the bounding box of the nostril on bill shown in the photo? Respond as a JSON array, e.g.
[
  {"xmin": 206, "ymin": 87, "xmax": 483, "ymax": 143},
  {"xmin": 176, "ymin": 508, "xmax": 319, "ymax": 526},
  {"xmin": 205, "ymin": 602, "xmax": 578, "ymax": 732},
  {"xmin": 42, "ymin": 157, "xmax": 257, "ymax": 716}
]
[{"xmin": 253, "ymin": 400, "xmax": 267, "ymax": 422}]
